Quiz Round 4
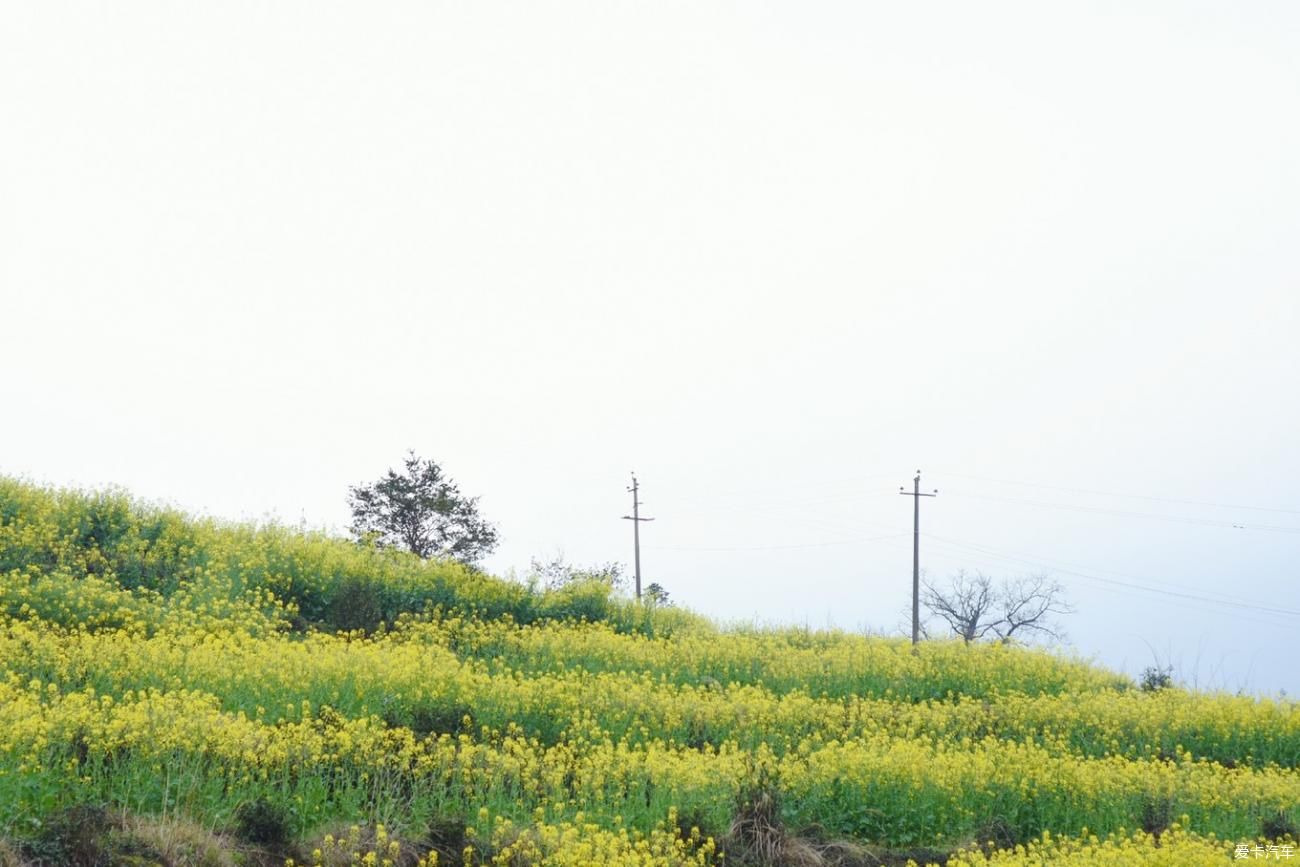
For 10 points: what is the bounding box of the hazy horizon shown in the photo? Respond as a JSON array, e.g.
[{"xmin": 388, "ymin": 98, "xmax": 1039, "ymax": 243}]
[{"xmin": 3, "ymin": 2, "xmax": 1297, "ymax": 693}]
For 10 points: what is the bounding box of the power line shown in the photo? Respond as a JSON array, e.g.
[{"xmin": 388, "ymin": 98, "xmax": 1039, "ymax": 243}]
[
  {"xmin": 652, "ymin": 490, "xmax": 905, "ymax": 541},
  {"xmin": 647, "ymin": 532, "xmax": 911, "ymax": 553},
  {"xmin": 922, "ymin": 532, "xmax": 1296, "ymax": 613},
  {"xmin": 919, "ymin": 538, "xmax": 1300, "ymax": 631},
  {"xmin": 659, "ymin": 471, "xmax": 902, "ymax": 508},
  {"xmin": 657, "ymin": 489, "xmax": 895, "ymax": 520},
  {"xmin": 932, "ymin": 471, "xmax": 1300, "ymax": 516},
  {"xmin": 939, "ymin": 490, "xmax": 1300, "ymax": 534},
  {"xmin": 619, "ymin": 468, "xmax": 1296, "ymax": 628},
  {"xmin": 663, "ymin": 472, "xmax": 1300, "ymax": 533},
  {"xmin": 921, "ymin": 532, "xmax": 1300, "ymax": 621},
  {"xmin": 921, "ymin": 538, "xmax": 1300, "ymax": 633}
]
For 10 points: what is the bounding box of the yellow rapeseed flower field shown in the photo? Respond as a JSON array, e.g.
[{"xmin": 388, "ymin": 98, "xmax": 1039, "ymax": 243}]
[{"xmin": 0, "ymin": 478, "xmax": 1295, "ymax": 865}]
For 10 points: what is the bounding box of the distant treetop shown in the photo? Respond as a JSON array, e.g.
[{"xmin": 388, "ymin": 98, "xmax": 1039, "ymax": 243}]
[{"xmin": 347, "ymin": 450, "xmax": 499, "ymax": 564}]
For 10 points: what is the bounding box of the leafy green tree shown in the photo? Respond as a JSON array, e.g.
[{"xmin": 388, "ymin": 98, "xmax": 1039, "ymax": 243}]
[
  {"xmin": 348, "ymin": 451, "xmax": 498, "ymax": 564},
  {"xmin": 643, "ymin": 582, "xmax": 671, "ymax": 605}
]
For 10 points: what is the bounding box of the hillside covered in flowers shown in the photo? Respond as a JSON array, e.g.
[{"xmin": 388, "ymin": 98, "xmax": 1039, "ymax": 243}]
[{"xmin": 0, "ymin": 478, "xmax": 1295, "ymax": 866}]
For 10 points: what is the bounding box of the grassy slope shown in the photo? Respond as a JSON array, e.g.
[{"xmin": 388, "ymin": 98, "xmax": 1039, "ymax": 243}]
[{"xmin": 0, "ymin": 478, "xmax": 1295, "ymax": 866}]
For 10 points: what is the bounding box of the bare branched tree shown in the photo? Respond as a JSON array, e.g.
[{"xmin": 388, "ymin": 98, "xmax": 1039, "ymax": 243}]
[
  {"xmin": 920, "ymin": 570, "xmax": 1001, "ymax": 643},
  {"xmin": 529, "ymin": 552, "xmax": 627, "ymax": 592},
  {"xmin": 921, "ymin": 570, "xmax": 1072, "ymax": 644},
  {"xmin": 995, "ymin": 573, "xmax": 1073, "ymax": 642}
]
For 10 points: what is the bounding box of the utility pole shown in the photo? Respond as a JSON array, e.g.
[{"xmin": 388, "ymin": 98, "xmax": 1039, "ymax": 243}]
[
  {"xmin": 899, "ymin": 470, "xmax": 937, "ymax": 646},
  {"xmin": 621, "ymin": 472, "xmax": 655, "ymax": 600}
]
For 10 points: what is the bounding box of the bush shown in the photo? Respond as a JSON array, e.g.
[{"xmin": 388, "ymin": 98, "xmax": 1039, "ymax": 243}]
[
  {"xmin": 384, "ymin": 702, "xmax": 475, "ymax": 738},
  {"xmin": 234, "ymin": 798, "xmax": 292, "ymax": 848},
  {"xmin": 21, "ymin": 804, "xmax": 114, "ymax": 867},
  {"xmin": 535, "ymin": 578, "xmax": 615, "ymax": 623},
  {"xmin": 1262, "ymin": 810, "xmax": 1298, "ymax": 841},
  {"xmin": 1139, "ymin": 665, "xmax": 1174, "ymax": 692},
  {"xmin": 324, "ymin": 577, "xmax": 386, "ymax": 634}
]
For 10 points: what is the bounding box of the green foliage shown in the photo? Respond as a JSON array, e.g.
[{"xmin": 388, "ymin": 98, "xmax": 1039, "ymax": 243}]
[
  {"xmin": 1262, "ymin": 810, "xmax": 1298, "ymax": 841},
  {"xmin": 21, "ymin": 804, "xmax": 114, "ymax": 866},
  {"xmin": 1140, "ymin": 665, "xmax": 1175, "ymax": 692},
  {"xmin": 233, "ymin": 798, "xmax": 292, "ymax": 847},
  {"xmin": 324, "ymin": 577, "xmax": 385, "ymax": 634},
  {"xmin": 644, "ymin": 582, "xmax": 671, "ymax": 605},
  {"xmin": 348, "ymin": 450, "xmax": 498, "ymax": 563},
  {"xmin": 0, "ymin": 477, "xmax": 692, "ymax": 639},
  {"xmin": 2, "ymin": 476, "xmax": 1296, "ymax": 864},
  {"xmin": 533, "ymin": 575, "xmax": 618, "ymax": 623}
]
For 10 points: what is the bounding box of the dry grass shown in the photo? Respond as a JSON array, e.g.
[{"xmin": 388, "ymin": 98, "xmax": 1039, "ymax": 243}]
[
  {"xmin": 0, "ymin": 840, "xmax": 25, "ymax": 867},
  {"xmin": 3, "ymin": 810, "xmax": 268, "ymax": 867},
  {"xmin": 724, "ymin": 788, "xmax": 909, "ymax": 867},
  {"xmin": 118, "ymin": 814, "xmax": 241, "ymax": 867}
]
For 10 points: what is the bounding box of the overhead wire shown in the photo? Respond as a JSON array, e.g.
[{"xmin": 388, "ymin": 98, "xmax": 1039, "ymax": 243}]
[
  {"xmin": 931, "ymin": 471, "xmax": 1300, "ymax": 515},
  {"xmin": 936, "ymin": 490, "xmax": 1300, "ymax": 534},
  {"xmin": 921, "ymin": 532, "xmax": 1300, "ymax": 621},
  {"xmin": 648, "ymin": 531, "xmax": 912, "ymax": 553},
  {"xmin": 656, "ymin": 471, "xmax": 902, "ymax": 509},
  {"xmin": 639, "ymin": 468, "xmax": 1297, "ymax": 627},
  {"xmin": 919, "ymin": 537, "xmax": 1300, "ymax": 633},
  {"xmin": 657, "ymin": 488, "xmax": 896, "ymax": 520}
]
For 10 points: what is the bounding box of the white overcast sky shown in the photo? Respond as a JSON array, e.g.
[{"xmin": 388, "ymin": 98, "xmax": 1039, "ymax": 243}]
[{"xmin": 3, "ymin": 2, "xmax": 1298, "ymax": 693}]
